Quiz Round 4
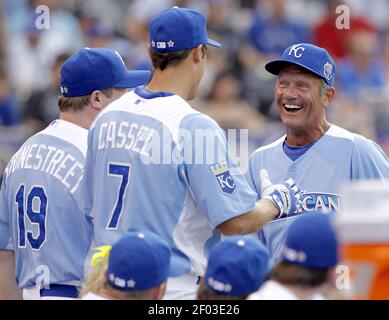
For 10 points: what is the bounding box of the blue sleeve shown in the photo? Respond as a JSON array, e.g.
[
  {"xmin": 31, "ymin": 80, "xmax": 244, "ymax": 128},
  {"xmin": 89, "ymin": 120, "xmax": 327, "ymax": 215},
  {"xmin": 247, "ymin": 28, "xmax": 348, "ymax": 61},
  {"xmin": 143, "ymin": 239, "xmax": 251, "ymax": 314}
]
[
  {"xmin": 351, "ymin": 136, "xmax": 389, "ymax": 180},
  {"xmin": 181, "ymin": 114, "xmax": 257, "ymax": 229},
  {"xmin": 0, "ymin": 175, "xmax": 11, "ymax": 249}
]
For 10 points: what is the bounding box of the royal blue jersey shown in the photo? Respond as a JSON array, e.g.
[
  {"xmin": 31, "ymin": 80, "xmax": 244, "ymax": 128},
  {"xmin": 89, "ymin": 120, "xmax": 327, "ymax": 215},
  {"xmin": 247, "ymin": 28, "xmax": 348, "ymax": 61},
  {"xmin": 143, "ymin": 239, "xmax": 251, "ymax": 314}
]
[
  {"xmin": 0, "ymin": 120, "xmax": 92, "ymax": 288},
  {"xmin": 246, "ymin": 125, "xmax": 389, "ymax": 261},
  {"xmin": 79, "ymin": 87, "xmax": 257, "ymax": 276}
]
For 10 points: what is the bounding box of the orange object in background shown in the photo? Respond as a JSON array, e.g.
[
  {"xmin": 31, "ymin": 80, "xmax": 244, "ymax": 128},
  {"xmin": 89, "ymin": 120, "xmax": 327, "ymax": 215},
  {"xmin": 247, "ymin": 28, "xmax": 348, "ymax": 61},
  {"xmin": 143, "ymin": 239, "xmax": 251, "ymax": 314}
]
[
  {"xmin": 340, "ymin": 243, "xmax": 389, "ymax": 299},
  {"xmin": 336, "ymin": 181, "xmax": 389, "ymax": 300}
]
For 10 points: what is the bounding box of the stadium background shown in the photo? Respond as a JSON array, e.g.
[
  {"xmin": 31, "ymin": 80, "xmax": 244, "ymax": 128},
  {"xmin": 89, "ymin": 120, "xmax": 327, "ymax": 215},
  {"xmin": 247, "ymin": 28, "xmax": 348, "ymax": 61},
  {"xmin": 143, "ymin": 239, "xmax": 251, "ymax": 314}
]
[{"xmin": 0, "ymin": 0, "xmax": 388, "ymax": 176}]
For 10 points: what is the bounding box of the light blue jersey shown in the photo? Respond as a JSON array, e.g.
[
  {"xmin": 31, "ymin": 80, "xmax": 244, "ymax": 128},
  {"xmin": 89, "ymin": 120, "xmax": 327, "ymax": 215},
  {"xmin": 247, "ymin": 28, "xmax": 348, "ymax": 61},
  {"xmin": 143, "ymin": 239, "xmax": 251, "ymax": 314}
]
[
  {"xmin": 247, "ymin": 125, "xmax": 389, "ymax": 261},
  {"xmin": 0, "ymin": 120, "xmax": 92, "ymax": 288},
  {"xmin": 80, "ymin": 87, "xmax": 257, "ymax": 276}
]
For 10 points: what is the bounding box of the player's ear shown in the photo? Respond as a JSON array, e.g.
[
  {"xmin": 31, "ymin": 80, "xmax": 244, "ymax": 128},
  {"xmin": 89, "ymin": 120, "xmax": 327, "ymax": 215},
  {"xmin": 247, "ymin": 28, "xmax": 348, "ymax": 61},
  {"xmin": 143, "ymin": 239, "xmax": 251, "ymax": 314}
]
[
  {"xmin": 89, "ymin": 90, "xmax": 104, "ymax": 110},
  {"xmin": 322, "ymin": 87, "xmax": 336, "ymax": 108},
  {"xmin": 193, "ymin": 45, "xmax": 203, "ymax": 63}
]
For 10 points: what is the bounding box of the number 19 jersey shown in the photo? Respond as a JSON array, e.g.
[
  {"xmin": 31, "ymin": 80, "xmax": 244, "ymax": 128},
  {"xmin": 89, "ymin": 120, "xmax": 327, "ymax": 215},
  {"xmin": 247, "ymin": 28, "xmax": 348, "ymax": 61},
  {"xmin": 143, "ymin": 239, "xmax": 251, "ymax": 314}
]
[{"xmin": 0, "ymin": 120, "xmax": 92, "ymax": 288}]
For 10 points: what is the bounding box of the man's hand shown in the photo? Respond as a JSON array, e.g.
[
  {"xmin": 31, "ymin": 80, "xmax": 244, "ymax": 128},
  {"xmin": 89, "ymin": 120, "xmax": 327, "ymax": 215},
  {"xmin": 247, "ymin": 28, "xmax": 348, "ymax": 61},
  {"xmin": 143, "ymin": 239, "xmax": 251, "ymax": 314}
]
[{"xmin": 259, "ymin": 169, "xmax": 302, "ymax": 219}]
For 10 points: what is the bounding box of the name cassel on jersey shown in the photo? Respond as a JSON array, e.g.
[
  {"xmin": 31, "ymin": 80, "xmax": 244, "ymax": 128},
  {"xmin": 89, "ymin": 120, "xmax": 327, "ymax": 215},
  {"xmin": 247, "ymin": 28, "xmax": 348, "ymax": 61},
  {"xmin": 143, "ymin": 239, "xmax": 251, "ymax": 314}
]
[
  {"xmin": 4, "ymin": 143, "xmax": 83, "ymax": 193},
  {"xmin": 97, "ymin": 120, "xmax": 156, "ymax": 158}
]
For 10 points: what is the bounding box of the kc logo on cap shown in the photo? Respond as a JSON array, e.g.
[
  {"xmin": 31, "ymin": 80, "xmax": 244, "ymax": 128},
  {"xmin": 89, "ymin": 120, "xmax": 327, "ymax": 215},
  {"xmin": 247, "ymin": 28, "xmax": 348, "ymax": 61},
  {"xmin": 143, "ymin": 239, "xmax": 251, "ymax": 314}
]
[
  {"xmin": 265, "ymin": 43, "xmax": 336, "ymax": 86},
  {"xmin": 288, "ymin": 44, "xmax": 306, "ymax": 58}
]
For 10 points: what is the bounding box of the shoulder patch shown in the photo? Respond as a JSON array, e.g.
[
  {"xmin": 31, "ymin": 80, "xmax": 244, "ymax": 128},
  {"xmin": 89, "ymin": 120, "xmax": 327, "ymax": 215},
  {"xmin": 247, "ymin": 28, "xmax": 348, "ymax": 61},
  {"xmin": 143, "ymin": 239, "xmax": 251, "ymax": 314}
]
[{"xmin": 211, "ymin": 162, "xmax": 236, "ymax": 194}]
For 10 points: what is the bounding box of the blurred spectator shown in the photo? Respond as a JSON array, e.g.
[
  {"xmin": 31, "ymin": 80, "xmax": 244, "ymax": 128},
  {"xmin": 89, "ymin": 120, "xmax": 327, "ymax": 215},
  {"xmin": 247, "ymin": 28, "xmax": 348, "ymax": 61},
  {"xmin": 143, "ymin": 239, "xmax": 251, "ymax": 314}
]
[
  {"xmin": 206, "ymin": 0, "xmax": 241, "ymax": 61},
  {"xmin": 195, "ymin": 70, "xmax": 268, "ymax": 135},
  {"xmin": 85, "ymin": 23, "xmax": 112, "ymax": 49},
  {"xmin": 0, "ymin": 59, "xmax": 23, "ymax": 180},
  {"xmin": 80, "ymin": 231, "xmax": 186, "ymax": 300},
  {"xmin": 6, "ymin": 0, "xmax": 83, "ymax": 95},
  {"xmin": 28, "ymin": 0, "xmax": 84, "ymax": 54},
  {"xmin": 0, "ymin": 4, "xmax": 5, "ymax": 58},
  {"xmin": 122, "ymin": 0, "xmax": 157, "ymax": 71},
  {"xmin": 344, "ymin": 0, "xmax": 389, "ymax": 32},
  {"xmin": 0, "ymin": 66, "xmax": 21, "ymax": 126},
  {"xmin": 248, "ymin": 0, "xmax": 310, "ymax": 58},
  {"xmin": 196, "ymin": 46, "xmax": 229, "ymax": 98},
  {"xmin": 22, "ymin": 52, "xmax": 70, "ymax": 136},
  {"xmin": 336, "ymin": 30, "xmax": 385, "ymax": 101},
  {"xmin": 6, "ymin": 17, "xmax": 51, "ymax": 95},
  {"xmin": 313, "ymin": 0, "xmax": 375, "ymax": 60},
  {"xmin": 384, "ymin": 33, "xmax": 389, "ymax": 91},
  {"xmin": 237, "ymin": 44, "xmax": 277, "ymax": 117},
  {"xmin": 248, "ymin": 212, "xmax": 342, "ymax": 300},
  {"xmin": 197, "ymin": 236, "xmax": 270, "ymax": 300},
  {"xmin": 329, "ymin": 29, "xmax": 385, "ymax": 141},
  {"xmin": 75, "ymin": 0, "xmax": 128, "ymax": 34},
  {"xmin": 374, "ymin": 33, "xmax": 389, "ymax": 154},
  {"xmin": 3, "ymin": 0, "xmax": 30, "ymax": 36}
]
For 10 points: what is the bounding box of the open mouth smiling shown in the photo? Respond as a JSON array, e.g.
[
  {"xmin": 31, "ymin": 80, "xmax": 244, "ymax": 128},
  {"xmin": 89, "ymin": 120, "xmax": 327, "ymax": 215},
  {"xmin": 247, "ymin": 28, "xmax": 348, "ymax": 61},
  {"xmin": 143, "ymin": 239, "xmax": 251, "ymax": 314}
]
[{"xmin": 283, "ymin": 104, "xmax": 303, "ymax": 113}]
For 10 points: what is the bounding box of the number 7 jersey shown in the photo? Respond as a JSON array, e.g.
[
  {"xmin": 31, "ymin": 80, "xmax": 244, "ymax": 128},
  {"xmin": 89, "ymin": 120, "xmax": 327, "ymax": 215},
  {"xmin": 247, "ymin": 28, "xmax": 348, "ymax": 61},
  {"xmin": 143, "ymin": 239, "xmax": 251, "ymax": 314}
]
[
  {"xmin": 79, "ymin": 87, "xmax": 257, "ymax": 276},
  {"xmin": 0, "ymin": 120, "xmax": 92, "ymax": 288}
]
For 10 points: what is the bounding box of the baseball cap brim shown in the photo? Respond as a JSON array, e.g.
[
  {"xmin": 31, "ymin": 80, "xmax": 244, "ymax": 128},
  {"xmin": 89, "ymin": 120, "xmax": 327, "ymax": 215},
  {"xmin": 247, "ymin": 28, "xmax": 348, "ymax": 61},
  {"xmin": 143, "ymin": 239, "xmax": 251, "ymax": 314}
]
[
  {"xmin": 206, "ymin": 38, "xmax": 221, "ymax": 48},
  {"xmin": 114, "ymin": 70, "xmax": 151, "ymax": 89},
  {"xmin": 265, "ymin": 59, "xmax": 325, "ymax": 82},
  {"xmin": 168, "ymin": 255, "xmax": 189, "ymax": 277}
]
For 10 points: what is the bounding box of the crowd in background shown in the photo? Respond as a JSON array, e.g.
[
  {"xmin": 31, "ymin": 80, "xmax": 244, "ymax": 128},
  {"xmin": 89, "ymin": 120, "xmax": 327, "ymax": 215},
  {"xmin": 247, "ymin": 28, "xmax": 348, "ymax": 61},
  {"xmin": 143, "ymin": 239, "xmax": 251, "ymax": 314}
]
[{"xmin": 1, "ymin": 0, "xmax": 389, "ymax": 174}]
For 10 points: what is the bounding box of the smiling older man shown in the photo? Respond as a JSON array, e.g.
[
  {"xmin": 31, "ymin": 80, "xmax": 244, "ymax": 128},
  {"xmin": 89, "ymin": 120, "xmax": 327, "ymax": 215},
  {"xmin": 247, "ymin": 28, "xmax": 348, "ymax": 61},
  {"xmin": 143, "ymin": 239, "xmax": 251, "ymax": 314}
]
[{"xmin": 246, "ymin": 43, "xmax": 389, "ymax": 262}]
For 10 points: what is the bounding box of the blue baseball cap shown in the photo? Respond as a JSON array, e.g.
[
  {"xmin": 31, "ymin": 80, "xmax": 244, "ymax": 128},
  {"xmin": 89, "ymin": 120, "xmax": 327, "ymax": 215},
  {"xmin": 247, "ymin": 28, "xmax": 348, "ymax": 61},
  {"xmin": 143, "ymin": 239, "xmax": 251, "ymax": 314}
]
[
  {"xmin": 60, "ymin": 48, "xmax": 151, "ymax": 97},
  {"xmin": 107, "ymin": 231, "xmax": 187, "ymax": 291},
  {"xmin": 204, "ymin": 236, "xmax": 270, "ymax": 296},
  {"xmin": 265, "ymin": 43, "xmax": 336, "ymax": 86},
  {"xmin": 281, "ymin": 212, "xmax": 339, "ymax": 269},
  {"xmin": 149, "ymin": 7, "xmax": 221, "ymax": 53}
]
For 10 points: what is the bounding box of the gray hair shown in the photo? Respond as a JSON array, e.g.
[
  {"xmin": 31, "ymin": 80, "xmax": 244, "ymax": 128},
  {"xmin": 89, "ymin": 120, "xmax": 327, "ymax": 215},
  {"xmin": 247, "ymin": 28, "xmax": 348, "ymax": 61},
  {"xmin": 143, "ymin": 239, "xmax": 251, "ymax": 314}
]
[{"xmin": 320, "ymin": 79, "xmax": 331, "ymax": 96}]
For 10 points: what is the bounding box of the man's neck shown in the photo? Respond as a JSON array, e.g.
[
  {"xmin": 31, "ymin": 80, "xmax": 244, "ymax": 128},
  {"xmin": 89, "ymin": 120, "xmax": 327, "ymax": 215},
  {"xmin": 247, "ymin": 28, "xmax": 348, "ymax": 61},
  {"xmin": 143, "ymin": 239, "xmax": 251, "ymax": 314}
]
[
  {"xmin": 59, "ymin": 111, "xmax": 91, "ymax": 130},
  {"xmin": 147, "ymin": 68, "xmax": 192, "ymax": 101},
  {"xmin": 286, "ymin": 122, "xmax": 330, "ymax": 147}
]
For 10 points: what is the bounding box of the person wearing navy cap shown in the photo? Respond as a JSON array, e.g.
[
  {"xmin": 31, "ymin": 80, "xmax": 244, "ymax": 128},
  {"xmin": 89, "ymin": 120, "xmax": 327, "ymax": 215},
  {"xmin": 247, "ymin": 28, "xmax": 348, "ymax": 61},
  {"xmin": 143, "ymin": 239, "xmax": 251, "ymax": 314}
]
[
  {"xmin": 249, "ymin": 212, "xmax": 340, "ymax": 300},
  {"xmin": 0, "ymin": 48, "xmax": 151, "ymax": 300},
  {"xmin": 80, "ymin": 6, "xmax": 303, "ymax": 301},
  {"xmin": 81, "ymin": 231, "xmax": 186, "ymax": 300},
  {"xmin": 246, "ymin": 43, "xmax": 389, "ymax": 264},
  {"xmin": 58, "ymin": 47, "xmax": 151, "ymax": 127},
  {"xmin": 197, "ymin": 236, "xmax": 270, "ymax": 300}
]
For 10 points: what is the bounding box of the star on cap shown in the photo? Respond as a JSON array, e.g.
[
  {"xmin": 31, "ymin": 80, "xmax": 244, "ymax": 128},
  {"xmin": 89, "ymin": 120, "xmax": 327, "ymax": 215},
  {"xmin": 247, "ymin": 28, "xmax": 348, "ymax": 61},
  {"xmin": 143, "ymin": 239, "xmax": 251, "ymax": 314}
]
[
  {"xmin": 167, "ymin": 40, "xmax": 175, "ymax": 48},
  {"xmin": 127, "ymin": 279, "xmax": 136, "ymax": 288}
]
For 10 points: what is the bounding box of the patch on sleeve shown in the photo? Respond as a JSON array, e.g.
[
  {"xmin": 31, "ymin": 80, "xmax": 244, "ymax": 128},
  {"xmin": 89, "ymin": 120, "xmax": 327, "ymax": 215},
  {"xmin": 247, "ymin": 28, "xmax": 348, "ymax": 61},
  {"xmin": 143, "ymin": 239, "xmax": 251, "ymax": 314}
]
[{"xmin": 211, "ymin": 161, "xmax": 236, "ymax": 194}]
